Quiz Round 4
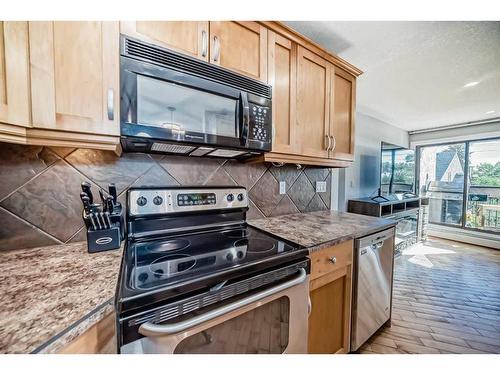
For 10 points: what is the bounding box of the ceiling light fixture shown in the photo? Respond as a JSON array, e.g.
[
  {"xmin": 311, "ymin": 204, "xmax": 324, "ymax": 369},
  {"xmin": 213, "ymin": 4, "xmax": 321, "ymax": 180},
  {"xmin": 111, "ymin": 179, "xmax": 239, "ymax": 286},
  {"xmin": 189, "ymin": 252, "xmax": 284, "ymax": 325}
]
[
  {"xmin": 485, "ymin": 110, "xmax": 496, "ymax": 114},
  {"xmin": 463, "ymin": 81, "xmax": 479, "ymax": 88}
]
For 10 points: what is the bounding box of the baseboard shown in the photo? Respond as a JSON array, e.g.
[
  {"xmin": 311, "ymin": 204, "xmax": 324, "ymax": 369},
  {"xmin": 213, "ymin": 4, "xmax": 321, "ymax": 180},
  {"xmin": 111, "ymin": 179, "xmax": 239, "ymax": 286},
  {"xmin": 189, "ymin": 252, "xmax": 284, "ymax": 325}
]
[{"xmin": 428, "ymin": 225, "xmax": 500, "ymax": 250}]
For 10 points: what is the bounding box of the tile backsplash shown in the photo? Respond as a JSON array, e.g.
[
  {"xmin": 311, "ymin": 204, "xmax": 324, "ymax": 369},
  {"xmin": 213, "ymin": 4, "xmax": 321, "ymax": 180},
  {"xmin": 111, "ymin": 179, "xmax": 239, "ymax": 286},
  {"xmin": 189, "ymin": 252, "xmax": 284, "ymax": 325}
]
[{"xmin": 0, "ymin": 143, "xmax": 332, "ymax": 251}]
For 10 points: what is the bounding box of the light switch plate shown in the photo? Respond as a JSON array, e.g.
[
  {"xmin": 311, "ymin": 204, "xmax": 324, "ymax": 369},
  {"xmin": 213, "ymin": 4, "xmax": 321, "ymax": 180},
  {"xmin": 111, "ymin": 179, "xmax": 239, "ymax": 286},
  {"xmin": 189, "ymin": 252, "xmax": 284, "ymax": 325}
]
[
  {"xmin": 279, "ymin": 181, "xmax": 286, "ymax": 195},
  {"xmin": 316, "ymin": 181, "xmax": 327, "ymax": 193}
]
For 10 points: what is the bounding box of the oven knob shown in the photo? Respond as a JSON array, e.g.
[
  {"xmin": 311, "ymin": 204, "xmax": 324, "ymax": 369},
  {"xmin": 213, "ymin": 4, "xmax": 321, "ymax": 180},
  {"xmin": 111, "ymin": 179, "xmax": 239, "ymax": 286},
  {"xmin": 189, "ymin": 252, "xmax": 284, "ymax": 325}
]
[
  {"xmin": 226, "ymin": 253, "xmax": 234, "ymax": 261},
  {"xmin": 137, "ymin": 196, "xmax": 147, "ymax": 207},
  {"xmin": 138, "ymin": 272, "xmax": 148, "ymax": 282},
  {"xmin": 153, "ymin": 196, "xmax": 163, "ymax": 205},
  {"xmin": 227, "ymin": 194, "xmax": 234, "ymax": 202},
  {"xmin": 237, "ymin": 250, "xmax": 244, "ymax": 259},
  {"xmin": 237, "ymin": 193, "xmax": 244, "ymax": 201}
]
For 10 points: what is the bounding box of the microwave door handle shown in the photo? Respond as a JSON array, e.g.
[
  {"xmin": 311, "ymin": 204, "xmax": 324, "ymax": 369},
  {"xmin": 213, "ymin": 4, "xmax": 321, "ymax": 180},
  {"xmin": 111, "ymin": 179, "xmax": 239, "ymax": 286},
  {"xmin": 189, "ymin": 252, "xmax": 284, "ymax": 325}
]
[
  {"xmin": 239, "ymin": 92, "xmax": 250, "ymax": 147},
  {"xmin": 138, "ymin": 268, "xmax": 307, "ymax": 337}
]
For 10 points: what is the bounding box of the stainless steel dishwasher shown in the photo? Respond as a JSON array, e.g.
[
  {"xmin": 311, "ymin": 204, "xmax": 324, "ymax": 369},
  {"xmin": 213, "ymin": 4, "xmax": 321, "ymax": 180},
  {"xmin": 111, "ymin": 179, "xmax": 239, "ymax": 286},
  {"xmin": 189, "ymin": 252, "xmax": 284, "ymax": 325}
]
[{"xmin": 351, "ymin": 227, "xmax": 395, "ymax": 351}]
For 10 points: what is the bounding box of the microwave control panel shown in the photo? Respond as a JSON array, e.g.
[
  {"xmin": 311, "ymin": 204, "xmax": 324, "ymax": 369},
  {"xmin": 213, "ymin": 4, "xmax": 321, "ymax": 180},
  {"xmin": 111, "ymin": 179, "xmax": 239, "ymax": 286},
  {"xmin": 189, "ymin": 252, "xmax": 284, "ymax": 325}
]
[{"xmin": 249, "ymin": 104, "xmax": 271, "ymax": 142}]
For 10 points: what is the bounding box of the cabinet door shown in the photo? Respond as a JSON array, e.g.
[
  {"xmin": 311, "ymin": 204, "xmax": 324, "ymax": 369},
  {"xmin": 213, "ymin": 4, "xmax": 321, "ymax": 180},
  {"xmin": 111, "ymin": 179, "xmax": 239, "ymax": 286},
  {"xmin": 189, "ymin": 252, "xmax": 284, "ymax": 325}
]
[
  {"xmin": 330, "ymin": 67, "xmax": 355, "ymax": 161},
  {"xmin": 268, "ymin": 31, "xmax": 299, "ymax": 154},
  {"xmin": 296, "ymin": 46, "xmax": 330, "ymax": 159},
  {"xmin": 308, "ymin": 240, "xmax": 353, "ymax": 354},
  {"xmin": 0, "ymin": 22, "xmax": 31, "ymax": 127},
  {"xmin": 29, "ymin": 22, "xmax": 119, "ymax": 136},
  {"xmin": 120, "ymin": 21, "xmax": 209, "ymax": 61},
  {"xmin": 209, "ymin": 21, "xmax": 267, "ymax": 82}
]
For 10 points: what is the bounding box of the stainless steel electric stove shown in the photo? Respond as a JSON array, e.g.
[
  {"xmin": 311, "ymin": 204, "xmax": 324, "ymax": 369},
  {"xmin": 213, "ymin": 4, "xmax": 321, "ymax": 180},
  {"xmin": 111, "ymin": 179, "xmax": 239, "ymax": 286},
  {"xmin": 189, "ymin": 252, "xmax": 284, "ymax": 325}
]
[{"xmin": 116, "ymin": 186, "xmax": 310, "ymax": 354}]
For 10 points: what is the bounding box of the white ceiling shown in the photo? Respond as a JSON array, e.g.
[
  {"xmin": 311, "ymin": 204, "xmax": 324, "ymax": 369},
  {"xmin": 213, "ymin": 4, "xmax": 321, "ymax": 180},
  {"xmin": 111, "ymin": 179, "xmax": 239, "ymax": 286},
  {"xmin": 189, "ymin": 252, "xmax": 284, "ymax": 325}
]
[{"xmin": 284, "ymin": 21, "xmax": 500, "ymax": 131}]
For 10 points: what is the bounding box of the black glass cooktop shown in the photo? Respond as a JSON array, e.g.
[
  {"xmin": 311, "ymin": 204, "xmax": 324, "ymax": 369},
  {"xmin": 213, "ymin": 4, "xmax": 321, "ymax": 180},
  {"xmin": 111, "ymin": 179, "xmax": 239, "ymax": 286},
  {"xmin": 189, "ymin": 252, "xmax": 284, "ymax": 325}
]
[{"xmin": 117, "ymin": 225, "xmax": 306, "ymax": 312}]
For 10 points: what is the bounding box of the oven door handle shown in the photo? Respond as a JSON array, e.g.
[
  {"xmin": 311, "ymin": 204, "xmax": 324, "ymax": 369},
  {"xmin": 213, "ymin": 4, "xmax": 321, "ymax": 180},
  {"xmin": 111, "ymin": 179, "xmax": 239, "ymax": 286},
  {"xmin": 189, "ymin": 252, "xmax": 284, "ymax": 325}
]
[
  {"xmin": 239, "ymin": 91, "xmax": 250, "ymax": 147},
  {"xmin": 138, "ymin": 268, "xmax": 307, "ymax": 337}
]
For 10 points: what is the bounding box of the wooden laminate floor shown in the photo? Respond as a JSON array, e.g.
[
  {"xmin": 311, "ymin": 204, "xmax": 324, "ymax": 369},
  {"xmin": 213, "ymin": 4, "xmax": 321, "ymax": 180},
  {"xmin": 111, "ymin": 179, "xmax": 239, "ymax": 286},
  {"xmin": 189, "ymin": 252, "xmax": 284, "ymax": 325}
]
[{"xmin": 358, "ymin": 237, "xmax": 500, "ymax": 354}]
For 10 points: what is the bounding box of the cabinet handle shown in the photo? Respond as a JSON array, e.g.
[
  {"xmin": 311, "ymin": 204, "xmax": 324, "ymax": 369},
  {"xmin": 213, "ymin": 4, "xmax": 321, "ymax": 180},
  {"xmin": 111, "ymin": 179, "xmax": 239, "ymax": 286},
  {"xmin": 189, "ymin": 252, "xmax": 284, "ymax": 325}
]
[
  {"xmin": 107, "ymin": 89, "xmax": 114, "ymax": 121},
  {"xmin": 213, "ymin": 36, "xmax": 220, "ymax": 62},
  {"xmin": 331, "ymin": 135, "xmax": 336, "ymax": 153},
  {"xmin": 325, "ymin": 134, "xmax": 331, "ymax": 151},
  {"xmin": 201, "ymin": 30, "xmax": 208, "ymax": 58},
  {"xmin": 329, "ymin": 256, "xmax": 337, "ymax": 264},
  {"xmin": 308, "ymin": 296, "xmax": 312, "ymax": 316}
]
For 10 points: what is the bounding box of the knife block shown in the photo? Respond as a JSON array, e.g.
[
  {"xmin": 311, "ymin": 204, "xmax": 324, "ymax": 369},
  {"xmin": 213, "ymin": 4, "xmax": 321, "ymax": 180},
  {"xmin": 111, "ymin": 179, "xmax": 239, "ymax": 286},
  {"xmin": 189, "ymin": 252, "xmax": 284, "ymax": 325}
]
[{"xmin": 83, "ymin": 202, "xmax": 125, "ymax": 253}]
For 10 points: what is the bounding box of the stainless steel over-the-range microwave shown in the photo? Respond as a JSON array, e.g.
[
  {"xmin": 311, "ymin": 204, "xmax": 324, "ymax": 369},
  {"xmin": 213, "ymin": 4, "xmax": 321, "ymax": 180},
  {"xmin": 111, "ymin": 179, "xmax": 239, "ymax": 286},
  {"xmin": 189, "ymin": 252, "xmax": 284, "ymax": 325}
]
[{"xmin": 120, "ymin": 36, "xmax": 272, "ymax": 159}]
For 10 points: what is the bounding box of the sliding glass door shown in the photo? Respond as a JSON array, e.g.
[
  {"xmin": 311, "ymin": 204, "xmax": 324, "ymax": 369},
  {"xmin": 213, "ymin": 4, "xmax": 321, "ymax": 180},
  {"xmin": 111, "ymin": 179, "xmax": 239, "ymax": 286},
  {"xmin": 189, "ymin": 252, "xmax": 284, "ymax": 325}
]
[{"xmin": 417, "ymin": 137, "xmax": 500, "ymax": 234}]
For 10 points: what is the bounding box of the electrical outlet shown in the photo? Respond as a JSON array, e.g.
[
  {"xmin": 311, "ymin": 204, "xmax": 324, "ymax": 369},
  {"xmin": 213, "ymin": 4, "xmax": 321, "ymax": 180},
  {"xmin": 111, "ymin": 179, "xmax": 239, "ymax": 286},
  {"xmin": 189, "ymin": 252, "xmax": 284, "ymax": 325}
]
[
  {"xmin": 279, "ymin": 181, "xmax": 286, "ymax": 195},
  {"xmin": 316, "ymin": 181, "xmax": 327, "ymax": 193}
]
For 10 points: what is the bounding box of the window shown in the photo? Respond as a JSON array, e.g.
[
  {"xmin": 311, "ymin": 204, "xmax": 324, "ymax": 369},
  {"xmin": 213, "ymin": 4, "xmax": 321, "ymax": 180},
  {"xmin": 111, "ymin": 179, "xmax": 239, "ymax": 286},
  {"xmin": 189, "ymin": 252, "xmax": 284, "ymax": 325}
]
[
  {"xmin": 381, "ymin": 144, "xmax": 415, "ymax": 195},
  {"xmin": 466, "ymin": 139, "xmax": 500, "ymax": 232},
  {"xmin": 417, "ymin": 137, "xmax": 500, "ymax": 234},
  {"xmin": 418, "ymin": 143, "xmax": 465, "ymax": 226}
]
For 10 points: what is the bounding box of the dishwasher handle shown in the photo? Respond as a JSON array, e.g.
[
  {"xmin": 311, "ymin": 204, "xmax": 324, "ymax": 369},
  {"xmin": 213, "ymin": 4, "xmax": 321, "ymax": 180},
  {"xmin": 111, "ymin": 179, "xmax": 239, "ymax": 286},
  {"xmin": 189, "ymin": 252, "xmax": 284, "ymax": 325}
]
[
  {"xmin": 356, "ymin": 227, "xmax": 395, "ymax": 249},
  {"xmin": 138, "ymin": 268, "xmax": 307, "ymax": 337}
]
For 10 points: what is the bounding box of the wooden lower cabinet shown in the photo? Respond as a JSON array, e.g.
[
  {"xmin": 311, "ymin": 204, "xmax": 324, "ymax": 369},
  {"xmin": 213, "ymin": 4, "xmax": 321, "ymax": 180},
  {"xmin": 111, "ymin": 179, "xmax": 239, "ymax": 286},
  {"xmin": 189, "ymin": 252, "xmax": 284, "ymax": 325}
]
[
  {"xmin": 58, "ymin": 312, "xmax": 116, "ymax": 354},
  {"xmin": 307, "ymin": 240, "xmax": 353, "ymax": 354}
]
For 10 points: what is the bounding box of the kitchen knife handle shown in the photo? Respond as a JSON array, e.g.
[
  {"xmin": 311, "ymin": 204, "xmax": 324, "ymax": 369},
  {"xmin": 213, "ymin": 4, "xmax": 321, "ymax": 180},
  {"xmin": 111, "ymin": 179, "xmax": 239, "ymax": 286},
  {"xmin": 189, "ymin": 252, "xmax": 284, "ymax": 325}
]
[
  {"xmin": 108, "ymin": 184, "xmax": 117, "ymax": 204},
  {"xmin": 81, "ymin": 182, "xmax": 93, "ymax": 204}
]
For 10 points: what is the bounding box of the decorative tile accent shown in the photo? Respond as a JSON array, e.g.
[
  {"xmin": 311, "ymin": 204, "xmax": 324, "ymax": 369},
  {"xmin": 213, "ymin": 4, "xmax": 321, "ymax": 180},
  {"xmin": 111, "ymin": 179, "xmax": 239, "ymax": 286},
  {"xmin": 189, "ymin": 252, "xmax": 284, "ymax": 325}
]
[
  {"xmin": 0, "ymin": 208, "xmax": 59, "ymax": 251},
  {"xmin": 304, "ymin": 167, "xmax": 330, "ymax": 184},
  {"xmin": 269, "ymin": 164, "xmax": 302, "ymax": 192},
  {"xmin": 205, "ymin": 168, "xmax": 236, "ymax": 186},
  {"xmin": 319, "ymin": 172, "xmax": 332, "ymax": 208},
  {"xmin": 247, "ymin": 199, "xmax": 265, "ymax": 220},
  {"xmin": 0, "ymin": 142, "xmax": 332, "ymax": 251},
  {"xmin": 272, "ymin": 195, "xmax": 299, "ymax": 216},
  {"xmin": 248, "ymin": 170, "xmax": 281, "ymax": 216},
  {"xmin": 49, "ymin": 147, "xmax": 76, "ymax": 159},
  {"xmin": 66, "ymin": 149, "xmax": 153, "ymax": 194},
  {"xmin": 0, "ymin": 145, "xmax": 59, "ymax": 200},
  {"xmin": 159, "ymin": 155, "xmax": 222, "ymax": 185},
  {"xmin": 131, "ymin": 165, "xmax": 179, "ymax": 187},
  {"xmin": 305, "ymin": 194, "xmax": 328, "ymax": 213},
  {"xmin": 1, "ymin": 160, "xmax": 98, "ymax": 242},
  {"xmin": 288, "ymin": 173, "xmax": 316, "ymax": 211},
  {"xmin": 223, "ymin": 161, "xmax": 267, "ymax": 189}
]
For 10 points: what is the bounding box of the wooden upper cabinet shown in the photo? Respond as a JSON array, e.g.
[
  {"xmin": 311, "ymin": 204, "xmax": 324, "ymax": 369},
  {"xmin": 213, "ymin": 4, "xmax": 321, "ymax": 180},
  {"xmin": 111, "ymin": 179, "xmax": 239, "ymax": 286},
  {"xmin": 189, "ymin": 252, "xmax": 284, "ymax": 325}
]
[
  {"xmin": 120, "ymin": 21, "xmax": 209, "ymax": 61},
  {"xmin": 29, "ymin": 22, "xmax": 120, "ymax": 136},
  {"xmin": 0, "ymin": 22, "xmax": 31, "ymax": 128},
  {"xmin": 296, "ymin": 46, "xmax": 330, "ymax": 159},
  {"xmin": 330, "ymin": 67, "xmax": 356, "ymax": 161},
  {"xmin": 268, "ymin": 31, "xmax": 299, "ymax": 155},
  {"xmin": 209, "ymin": 21, "xmax": 267, "ymax": 82}
]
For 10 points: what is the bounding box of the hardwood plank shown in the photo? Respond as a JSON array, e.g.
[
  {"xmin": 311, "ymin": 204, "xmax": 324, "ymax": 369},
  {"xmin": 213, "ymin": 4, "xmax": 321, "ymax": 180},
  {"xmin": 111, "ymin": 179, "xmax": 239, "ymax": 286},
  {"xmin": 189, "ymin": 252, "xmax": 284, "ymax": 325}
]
[{"xmin": 358, "ymin": 237, "xmax": 500, "ymax": 355}]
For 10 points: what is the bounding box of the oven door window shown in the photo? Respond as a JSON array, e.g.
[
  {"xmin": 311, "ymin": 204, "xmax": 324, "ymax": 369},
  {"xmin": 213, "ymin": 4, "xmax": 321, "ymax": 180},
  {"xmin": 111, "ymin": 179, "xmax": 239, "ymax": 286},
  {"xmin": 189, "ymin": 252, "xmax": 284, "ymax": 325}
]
[
  {"xmin": 137, "ymin": 75, "xmax": 238, "ymax": 138},
  {"xmin": 173, "ymin": 296, "xmax": 290, "ymax": 354}
]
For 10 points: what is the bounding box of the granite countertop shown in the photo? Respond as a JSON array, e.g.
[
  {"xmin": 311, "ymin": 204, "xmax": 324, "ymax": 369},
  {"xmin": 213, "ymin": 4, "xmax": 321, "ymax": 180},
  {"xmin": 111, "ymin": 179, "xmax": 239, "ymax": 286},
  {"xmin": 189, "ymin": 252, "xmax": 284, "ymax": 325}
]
[
  {"xmin": 249, "ymin": 210, "xmax": 396, "ymax": 251},
  {"xmin": 0, "ymin": 210, "xmax": 394, "ymax": 354},
  {"xmin": 0, "ymin": 242, "xmax": 122, "ymax": 354}
]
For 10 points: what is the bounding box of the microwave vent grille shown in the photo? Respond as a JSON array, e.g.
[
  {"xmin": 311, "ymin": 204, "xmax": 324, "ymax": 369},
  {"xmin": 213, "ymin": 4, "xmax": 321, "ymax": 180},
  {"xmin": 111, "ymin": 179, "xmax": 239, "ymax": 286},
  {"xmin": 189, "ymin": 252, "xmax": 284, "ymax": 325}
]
[
  {"xmin": 123, "ymin": 37, "xmax": 271, "ymax": 99},
  {"xmin": 151, "ymin": 142, "xmax": 195, "ymax": 154}
]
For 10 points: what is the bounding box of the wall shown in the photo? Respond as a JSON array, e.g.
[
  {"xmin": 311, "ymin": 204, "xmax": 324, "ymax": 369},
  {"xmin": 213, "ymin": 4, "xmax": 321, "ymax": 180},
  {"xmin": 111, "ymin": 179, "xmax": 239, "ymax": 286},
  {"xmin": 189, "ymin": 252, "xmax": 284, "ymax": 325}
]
[
  {"xmin": 0, "ymin": 143, "xmax": 332, "ymax": 251},
  {"xmin": 336, "ymin": 112, "xmax": 409, "ymax": 210},
  {"xmin": 409, "ymin": 120, "xmax": 500, "ymax": 147}
]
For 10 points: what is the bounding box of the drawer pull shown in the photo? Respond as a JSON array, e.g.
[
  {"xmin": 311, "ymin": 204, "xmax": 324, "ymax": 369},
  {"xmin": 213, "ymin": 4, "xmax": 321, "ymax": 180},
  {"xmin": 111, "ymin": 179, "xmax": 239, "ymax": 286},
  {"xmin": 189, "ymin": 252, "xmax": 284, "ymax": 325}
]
[{"xmin": 329, "ymin": 256, "xmax": 337, "ymax": 264}]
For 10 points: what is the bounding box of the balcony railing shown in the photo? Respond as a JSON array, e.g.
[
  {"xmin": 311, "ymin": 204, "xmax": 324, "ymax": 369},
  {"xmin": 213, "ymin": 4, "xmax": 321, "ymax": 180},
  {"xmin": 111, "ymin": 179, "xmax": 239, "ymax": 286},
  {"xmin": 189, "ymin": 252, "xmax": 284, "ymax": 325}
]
[{"xmin": 467, "ymin": 186, "xmax": 500, "ymax": 231}]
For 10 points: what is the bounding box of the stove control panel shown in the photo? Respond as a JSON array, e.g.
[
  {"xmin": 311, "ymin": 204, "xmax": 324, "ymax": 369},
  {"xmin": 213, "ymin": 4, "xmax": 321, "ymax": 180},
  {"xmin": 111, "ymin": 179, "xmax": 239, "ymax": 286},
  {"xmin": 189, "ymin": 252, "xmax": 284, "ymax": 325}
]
[{"xmin": 128, "ymin": 187, "xmax": 248, "ymax": 217}]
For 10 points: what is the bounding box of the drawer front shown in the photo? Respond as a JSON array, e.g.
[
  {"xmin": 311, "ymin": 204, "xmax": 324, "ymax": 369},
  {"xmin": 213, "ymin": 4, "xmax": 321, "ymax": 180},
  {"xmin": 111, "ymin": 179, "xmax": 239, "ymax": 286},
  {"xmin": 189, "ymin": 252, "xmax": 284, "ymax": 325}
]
[{"xmin": 309, "ymin": 240, "xmax": 353, "ymax": 280}]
